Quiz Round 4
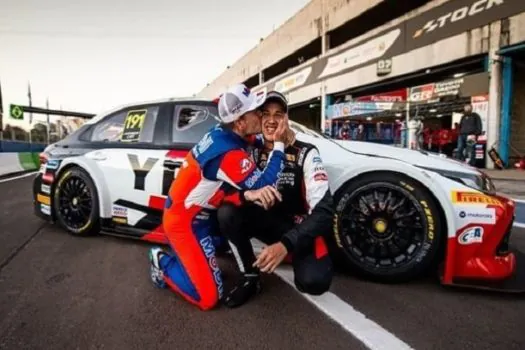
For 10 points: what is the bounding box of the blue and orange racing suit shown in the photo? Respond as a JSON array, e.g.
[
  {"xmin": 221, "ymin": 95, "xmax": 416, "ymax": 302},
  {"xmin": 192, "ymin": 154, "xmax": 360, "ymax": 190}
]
[{"xmin": 160, "ymin": 125, "xmax": 285, "ymax": 310}]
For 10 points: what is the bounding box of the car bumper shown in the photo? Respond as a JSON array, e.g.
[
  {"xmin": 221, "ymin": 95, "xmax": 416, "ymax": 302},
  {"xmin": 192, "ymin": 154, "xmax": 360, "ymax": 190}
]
[
  {"xmin": 33, "ymin": 173, "xmax": 54, "ymax": 221},
  {"xmin": 442, "ymin": 194, "xmax": 520, "ymax": 289}
]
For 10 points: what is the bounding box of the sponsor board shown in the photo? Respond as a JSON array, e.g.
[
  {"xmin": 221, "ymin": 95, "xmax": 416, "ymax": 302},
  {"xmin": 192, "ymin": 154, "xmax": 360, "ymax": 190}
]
[
  {"xmin": 40, "ymin": 204, "xmax": 51, "ymax": 215},
  {"xmin": 41, "ymin": 184, "xmax": 51, "ymax": 195},
  {"xmin": 451, "ymin": 191, "xmax": 503, "ymax": 207},
  {"xmin": 112, "ymin": 205, "xmax": 128, "ymax": 218},
  {"xmin": 458, "ymin": 226, "xmax": 484, "ymax": 245},
  {"xmin": 354, "ymin": 88, "xmax": 407, "ymax": 102},
  {"xmin": 456, "ymin": 207, "xmax": 496, "ymax": 224},
  {"xmin": 408, "ymin": 73, "xmax": 489, "ymax": 103},
  {"xmin": 37, "ymin": 194, "xmax": 51, "ymax": 206},
  {"xmin": 253, "ymin": 0, "xmax": 525, "ymax": 97}
]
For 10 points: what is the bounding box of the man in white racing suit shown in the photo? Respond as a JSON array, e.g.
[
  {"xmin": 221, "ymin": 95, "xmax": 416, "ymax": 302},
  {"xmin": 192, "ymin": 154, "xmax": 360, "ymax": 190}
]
[{"xmin": 217, "ymin": 90, "xmax": 335, "ymax": 308}]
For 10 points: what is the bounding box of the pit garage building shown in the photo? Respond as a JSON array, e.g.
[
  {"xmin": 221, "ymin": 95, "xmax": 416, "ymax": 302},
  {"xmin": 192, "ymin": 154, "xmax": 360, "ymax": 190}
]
[{"xmin": 198, "ymin": 0, "xmax": 525, "ymax": 169}]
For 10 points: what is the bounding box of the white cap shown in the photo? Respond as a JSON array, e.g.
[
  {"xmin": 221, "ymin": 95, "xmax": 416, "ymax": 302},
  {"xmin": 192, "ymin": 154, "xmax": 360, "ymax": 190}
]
[{"xmin": 217, "ymin": 83, "xmax": 267, "ymax": 123}]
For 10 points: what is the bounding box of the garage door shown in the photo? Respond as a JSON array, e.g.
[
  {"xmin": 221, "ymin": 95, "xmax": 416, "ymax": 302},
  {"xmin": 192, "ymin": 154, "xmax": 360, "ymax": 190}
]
[{"xmin": 511, "ymin": 59, "xmax": 525, "ymax": 158}]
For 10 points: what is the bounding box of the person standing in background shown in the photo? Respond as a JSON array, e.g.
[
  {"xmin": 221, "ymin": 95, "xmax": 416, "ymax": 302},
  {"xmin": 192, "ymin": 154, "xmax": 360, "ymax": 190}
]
[{"xmin": 456, "ymin": 103, "xmax": 482, "ymax": 165}]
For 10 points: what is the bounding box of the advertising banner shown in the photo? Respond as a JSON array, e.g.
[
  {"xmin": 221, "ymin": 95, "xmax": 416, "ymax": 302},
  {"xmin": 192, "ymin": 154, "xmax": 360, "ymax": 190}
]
[
  {"xmin": 355, "ymin": 88, "xmax": 408, "ymax": 102},
  {"xmin": 327, "ymin": 101, "xmax": 405, "ymax": 119},
  {"xmin": 256, "ymin": 0, "xmax": 525, "ymax": 95},
  {"xmin": 408, "ymin": 72, "xmax": 490, "ymax": 102}
]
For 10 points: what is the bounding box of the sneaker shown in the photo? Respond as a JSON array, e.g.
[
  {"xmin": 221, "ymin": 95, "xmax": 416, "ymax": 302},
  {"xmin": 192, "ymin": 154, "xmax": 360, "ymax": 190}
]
[
  {"xmin": 223, "ymin": 274, "xmax": 261, "ymax": 308},
  {"xmin": 148, "ymin": 247, "xmax": 167, "ymax": 289}
]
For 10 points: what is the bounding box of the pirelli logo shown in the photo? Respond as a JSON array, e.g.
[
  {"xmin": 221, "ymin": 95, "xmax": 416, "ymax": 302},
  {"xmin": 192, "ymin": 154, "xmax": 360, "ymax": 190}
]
[{"xmin": 451, "ymin": 191, "xmax": 503, "ymax": 207}]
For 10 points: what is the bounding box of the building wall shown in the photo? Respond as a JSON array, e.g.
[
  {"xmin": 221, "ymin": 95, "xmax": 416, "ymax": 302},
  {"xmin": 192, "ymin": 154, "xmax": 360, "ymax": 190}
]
[
  {"xmin": 509, "ymin": 12, "xmax": 525, "ymax": 155},
  {"xmin": 253, "ymin": 0, "xmax": 491, "ymax": 105},
  {"xmin": 511, "ymin": 61, "xmax": 525, "ymax": 155},
  {"xmin": 198, "ymin": 0, "xmax": 402, "ymax": 98},
  {"xmin": 198, "ymin": 0, "xmax": 471, "ymax": 100}
]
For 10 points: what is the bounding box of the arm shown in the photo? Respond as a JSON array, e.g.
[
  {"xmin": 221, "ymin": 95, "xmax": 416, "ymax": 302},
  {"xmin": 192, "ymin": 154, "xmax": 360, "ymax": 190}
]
[
  {"xmin": 204, "ymin": 142, "xmax": 285, "ymax": 193},
  {"xmin": 474, "ymin": 113, "xmax": 483, "ymax": 136},
  {"xmin": 279, "ymin": 148, "xmax": 335, "ymax": 252}
]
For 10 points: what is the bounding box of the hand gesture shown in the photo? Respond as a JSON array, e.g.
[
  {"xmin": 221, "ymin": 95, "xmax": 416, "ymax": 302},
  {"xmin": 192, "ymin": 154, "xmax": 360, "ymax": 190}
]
[
  {"xmin": 244, "ymin": 185, "xmax": 282, "ymax": 210},
  {"xmin": 273, "ymin": 115, "xmax": 290, "ymax": 143},
  {"xmin": 253, "ymin": 242, "xmax": 288, "ymax": 273}
]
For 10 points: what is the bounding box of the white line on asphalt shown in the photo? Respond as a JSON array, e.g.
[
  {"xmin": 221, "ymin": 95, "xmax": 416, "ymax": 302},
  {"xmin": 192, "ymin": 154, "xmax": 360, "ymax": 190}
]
[
  {"xmin": 513, "ymin": 199, "xmax": 525, "ymax": 204},
  {"xmin": 514, "ymin": 222, "xmax": 525, "ymax": 229},
  {"xmin": 251, "ymin": 239, "xmax": 414, "ymax": 350},
  {"xmin": 0, "ymin": 171, "xmax": 38, "ymax": 184},
  {"xmin": 274, "ymin": 266, "xmax": 414, "ymax": 350}
]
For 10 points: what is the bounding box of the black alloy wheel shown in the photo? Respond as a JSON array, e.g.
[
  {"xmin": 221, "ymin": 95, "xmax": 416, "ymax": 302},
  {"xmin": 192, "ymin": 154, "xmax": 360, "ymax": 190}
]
[
  {"xmin": 53, "ymin": 167, "xmax": 100, "ymax": 236},
  {"xmin": 334, "ymin": 172, "xmax": 444, "ymax": 283}
]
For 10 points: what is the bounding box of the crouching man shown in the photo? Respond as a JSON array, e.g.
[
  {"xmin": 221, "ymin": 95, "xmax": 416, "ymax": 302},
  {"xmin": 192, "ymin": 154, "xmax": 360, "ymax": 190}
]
[{"xmin": 217, "ymin": 91, "xmax": 335, "ymax": 308}]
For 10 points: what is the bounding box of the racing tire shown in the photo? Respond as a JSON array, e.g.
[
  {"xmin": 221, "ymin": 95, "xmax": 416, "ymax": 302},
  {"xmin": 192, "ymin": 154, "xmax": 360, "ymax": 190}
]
[
  {"xmin": 53, "ymin": 167, "xmax": 101, "ymax": 237},
  {"xmin": 333, "ymin": 171, "xmax": 445, "ymax": 283}
]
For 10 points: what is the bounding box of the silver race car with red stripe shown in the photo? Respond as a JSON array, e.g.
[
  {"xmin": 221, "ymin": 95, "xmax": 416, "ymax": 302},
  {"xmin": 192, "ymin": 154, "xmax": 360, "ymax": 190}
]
[{"xmin": 32, "ymin": 97, "xmax": 522, "ymax": 292}]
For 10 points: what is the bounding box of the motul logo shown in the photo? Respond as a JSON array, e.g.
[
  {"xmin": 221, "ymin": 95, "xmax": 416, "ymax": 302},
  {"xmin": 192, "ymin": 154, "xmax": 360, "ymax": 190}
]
[{"xmin": 413, "ymin": 0, "xmax": 504, "ymax": 38}]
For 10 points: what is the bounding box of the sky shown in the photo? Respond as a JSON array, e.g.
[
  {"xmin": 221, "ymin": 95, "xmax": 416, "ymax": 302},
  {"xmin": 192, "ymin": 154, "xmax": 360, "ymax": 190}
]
[{"xmin": 0, "ymin": 0, "xmax": 310, "ymax": 129}]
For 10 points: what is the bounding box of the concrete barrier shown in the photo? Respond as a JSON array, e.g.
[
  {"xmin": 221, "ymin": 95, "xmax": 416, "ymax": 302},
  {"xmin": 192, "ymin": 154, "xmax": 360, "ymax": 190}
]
[{"xmin": 0, "ymin": 152, "xmax": 40, "ymax": 177}]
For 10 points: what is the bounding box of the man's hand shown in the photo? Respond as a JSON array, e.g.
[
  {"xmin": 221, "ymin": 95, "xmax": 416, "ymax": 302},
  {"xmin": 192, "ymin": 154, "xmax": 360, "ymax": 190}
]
[
  {"xmin": 273, "ymin": 115, "xmax": 290, "ymax": 143},
  {"xmin": 244, "ymin": 186, "xmax": 282, "ymax": 210},
  {"xmin": 253, "ymin": 242, "xmax": 288, "ymax": 273}
]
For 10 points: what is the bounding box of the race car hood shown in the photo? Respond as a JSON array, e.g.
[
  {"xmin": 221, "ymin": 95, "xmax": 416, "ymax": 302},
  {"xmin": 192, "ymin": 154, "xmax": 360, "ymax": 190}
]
[{"xmin": 331, "ymin": 139, "xmax": 480, "ymax": 175}]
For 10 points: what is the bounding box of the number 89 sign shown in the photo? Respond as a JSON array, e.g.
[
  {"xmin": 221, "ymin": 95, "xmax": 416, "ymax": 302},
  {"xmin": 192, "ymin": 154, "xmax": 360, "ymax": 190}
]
[{"xmin": 121, "ymin": 110, "xmax": 146, "ymax": 142}]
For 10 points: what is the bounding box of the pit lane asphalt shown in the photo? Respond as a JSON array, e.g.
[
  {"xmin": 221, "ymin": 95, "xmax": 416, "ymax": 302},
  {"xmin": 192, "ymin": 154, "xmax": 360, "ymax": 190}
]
[{"xmin": 1, "ymin": 176, "xmax": 524, "ymax": 350}]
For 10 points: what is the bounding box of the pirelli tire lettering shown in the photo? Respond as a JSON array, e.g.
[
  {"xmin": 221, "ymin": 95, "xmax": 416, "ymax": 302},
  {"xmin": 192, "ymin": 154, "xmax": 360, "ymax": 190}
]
[{"xmin": 333, "ymin": 171, "xmax": 445, "ymax": 283}]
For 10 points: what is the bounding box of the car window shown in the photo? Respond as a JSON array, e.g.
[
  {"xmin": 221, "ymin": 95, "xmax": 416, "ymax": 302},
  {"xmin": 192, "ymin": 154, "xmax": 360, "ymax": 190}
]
[
  {"xmin": 89, "ymin": 105, "xmax": 159, "ymax": 143},
  {"xmin": 172, "ymin": 104, "xmax": 219, "ymax": 144}
]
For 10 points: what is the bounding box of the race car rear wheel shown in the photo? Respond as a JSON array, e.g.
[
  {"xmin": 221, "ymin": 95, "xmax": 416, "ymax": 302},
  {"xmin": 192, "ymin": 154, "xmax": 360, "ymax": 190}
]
[
  {"xmin": 333, "ymin": 171, "xmax": 445, "ymax": 283},
  {"xmin": 53, "ymin": 167, "xmax": 100, "ymax": 236}
]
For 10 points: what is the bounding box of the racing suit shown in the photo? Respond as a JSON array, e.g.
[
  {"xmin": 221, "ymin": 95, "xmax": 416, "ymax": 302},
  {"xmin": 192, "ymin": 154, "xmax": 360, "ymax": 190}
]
[
  {"xmin": 160, "ymin": 125, "xmax": 285, "ymax": 310},
  {"xmin": 217, "ymin": 139, "xmax": 334, "ymax": 295}
]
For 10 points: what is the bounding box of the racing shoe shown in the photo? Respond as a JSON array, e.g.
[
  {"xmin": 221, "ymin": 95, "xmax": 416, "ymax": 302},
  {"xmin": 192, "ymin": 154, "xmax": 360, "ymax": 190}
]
[
  {"xmin": 223, "ymin": 274, "xmax": 261, "ymax": 308},
  {"xmin": 148, "ymin": 247, "xmax": 167, "ymax": 289}
]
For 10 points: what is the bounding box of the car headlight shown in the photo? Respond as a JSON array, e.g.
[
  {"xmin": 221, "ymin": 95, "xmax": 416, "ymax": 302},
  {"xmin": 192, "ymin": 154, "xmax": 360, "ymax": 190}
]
[{"xmin": 419, "ymin": 168, "xmax": 497, "ymax": 195}]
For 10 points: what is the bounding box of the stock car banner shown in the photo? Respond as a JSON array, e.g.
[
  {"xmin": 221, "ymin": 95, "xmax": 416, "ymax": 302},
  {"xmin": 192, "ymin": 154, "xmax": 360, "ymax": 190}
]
[{"xmin": 255, "ymin": 0, "xmax": 525, "ymax": 96}]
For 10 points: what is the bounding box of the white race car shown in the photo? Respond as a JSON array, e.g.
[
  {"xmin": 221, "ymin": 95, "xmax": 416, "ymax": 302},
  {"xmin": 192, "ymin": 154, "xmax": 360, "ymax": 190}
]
[{"xmin": 32, "ymin": 97, "xmax": 521, "ymax": 292}]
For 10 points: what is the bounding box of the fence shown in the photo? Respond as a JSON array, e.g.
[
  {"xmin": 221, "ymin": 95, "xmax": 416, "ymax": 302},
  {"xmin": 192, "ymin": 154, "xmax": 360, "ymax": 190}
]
[{"xmin": 0, "ymin": 141, "xmax": 47, "ymax": 153}]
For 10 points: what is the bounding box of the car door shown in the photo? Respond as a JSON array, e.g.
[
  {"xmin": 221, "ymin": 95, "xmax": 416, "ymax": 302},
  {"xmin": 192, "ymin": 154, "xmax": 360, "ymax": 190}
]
[{"xmin": 80, "ymin": 102, "xmax": 173, "ymax": 232}]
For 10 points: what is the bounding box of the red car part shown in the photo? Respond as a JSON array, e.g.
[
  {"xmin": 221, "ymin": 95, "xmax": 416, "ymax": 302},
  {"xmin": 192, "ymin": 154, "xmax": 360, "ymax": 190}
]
[{"xmin": 441, "ymin": 195, "xmax": 525, "ymax": 292}]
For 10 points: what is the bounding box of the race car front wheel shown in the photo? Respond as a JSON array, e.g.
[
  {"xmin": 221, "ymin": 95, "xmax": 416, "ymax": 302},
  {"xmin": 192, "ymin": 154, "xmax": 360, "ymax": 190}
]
[
  {"xmin": 333, "ymin": 171, "xmax": 445, "ymax": 283},
  {"xmin": 53, "ymin": 167, "xmax": 101, "ymax": 236}
]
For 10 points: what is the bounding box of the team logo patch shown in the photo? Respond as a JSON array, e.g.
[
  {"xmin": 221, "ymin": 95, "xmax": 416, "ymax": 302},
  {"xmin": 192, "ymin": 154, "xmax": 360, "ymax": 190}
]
[
  {"xmin": 240, "ymin": 158, "xmax": 253, "ymax": 174},
  {"xmin": 458, "ymin": 226, "xmax": 484, "ymax": 245}
]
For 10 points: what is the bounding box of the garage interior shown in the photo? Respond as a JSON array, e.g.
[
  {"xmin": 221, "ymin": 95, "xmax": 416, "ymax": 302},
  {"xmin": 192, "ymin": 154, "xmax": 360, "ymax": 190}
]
[{"xmin": 328, "ymin": 55, "xmax": 488, "ymax": 157}]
